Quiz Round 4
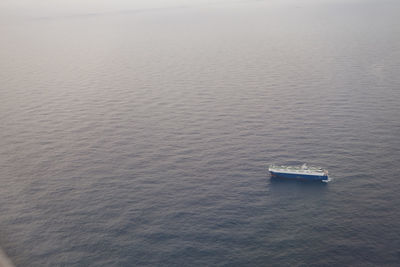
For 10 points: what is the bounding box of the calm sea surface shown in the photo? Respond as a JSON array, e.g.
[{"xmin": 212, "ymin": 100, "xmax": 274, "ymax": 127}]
[{"xmin": 1, "ymin": 0, "xmax": 400, "ymax": 266}]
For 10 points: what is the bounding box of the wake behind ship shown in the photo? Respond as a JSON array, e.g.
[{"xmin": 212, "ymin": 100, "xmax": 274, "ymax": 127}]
[{"xmin": 269, "ymin": 164, "xmax": 329, "ymax": 181}]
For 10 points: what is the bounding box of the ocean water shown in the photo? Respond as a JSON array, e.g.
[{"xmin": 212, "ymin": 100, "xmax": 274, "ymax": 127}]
[{"xmin": 1, "ymin": 0, "xmax": 400, "ymax": 266}]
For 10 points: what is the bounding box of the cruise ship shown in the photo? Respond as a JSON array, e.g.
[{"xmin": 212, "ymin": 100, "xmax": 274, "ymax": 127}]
[{"xmin": 268, "ymin": 164, "xmax": 329, "ymax": 181}]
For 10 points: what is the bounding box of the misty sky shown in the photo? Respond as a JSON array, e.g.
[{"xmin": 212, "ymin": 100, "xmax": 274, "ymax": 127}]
[{"xmin": 0, "ymin": 0, "xmax": 376, "ymax": 19}]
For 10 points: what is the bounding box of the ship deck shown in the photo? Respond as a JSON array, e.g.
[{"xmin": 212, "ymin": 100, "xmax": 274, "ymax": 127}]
[{"xmin": 269, "ymin": 165, "xmax": 327, "ymax": 176}]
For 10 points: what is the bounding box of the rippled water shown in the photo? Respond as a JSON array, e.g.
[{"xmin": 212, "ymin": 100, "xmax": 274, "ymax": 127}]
[{"xmin": 1, "ymin": 0, "xmax": 400, "ymax": 266}]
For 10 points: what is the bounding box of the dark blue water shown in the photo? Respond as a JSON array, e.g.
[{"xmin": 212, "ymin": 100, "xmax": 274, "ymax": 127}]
[{"xmin": 1, "ymin": 0, "xmax": 400, "ymax": 266}]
